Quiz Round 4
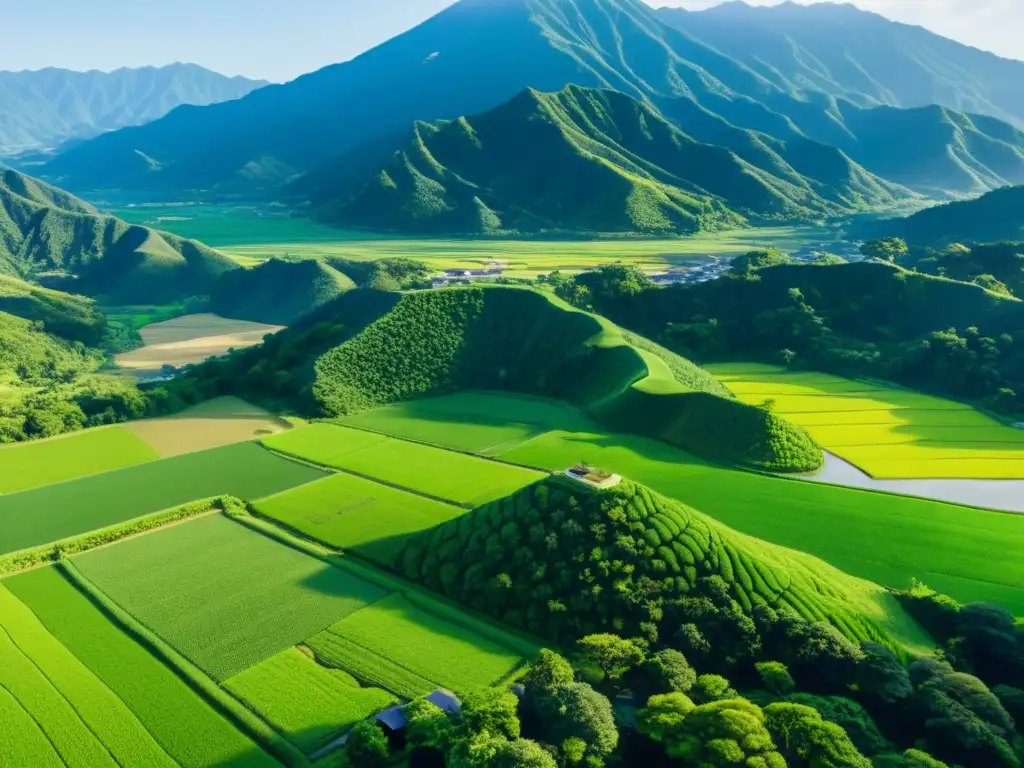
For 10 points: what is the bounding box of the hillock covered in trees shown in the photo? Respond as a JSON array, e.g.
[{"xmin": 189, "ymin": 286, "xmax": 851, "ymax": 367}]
[
  {"xmin": 210, "ymin": 258, "xmax": 356, "ymax": 325},
  {"xmin": 395, "ymin": 475, "xmax": 927, "ymax": 656},
  {"xmin": 0, "ymin": 167, "xmax": 237, "ymax": 304},
  {"xmin": 171, "ymin": 286, "xmax": 822, "ymax": 471},
  {"xmin": 555, "ymin": 261, "xmax": 1024, "ymax": 414}
]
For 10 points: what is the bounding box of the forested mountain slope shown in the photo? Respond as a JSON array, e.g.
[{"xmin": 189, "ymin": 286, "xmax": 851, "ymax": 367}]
[
  {"xmin": 0, "ymin": 63, "xmax": 266, "ymax": 155},
  {"xmin": 169, "ymin": 286, "xmax": 822, "ymax": 472},
  {"xmin": 0, "ymin": 168, "xmax": 237, "ymax": 303},
  {"xmin": 39, "ymin": 0, "xmax": 1024, "ymax": 200},
  {"xmin": 875, "ymin": 186, "xmax": 1024, "ymax": 246},
  {"xmin": 307, "ymin": 86, "xmax": 908, "ymax": 235},
  {"xmin": 661, "ymin": 1, "xmax": 1024, "ymax": 129}
]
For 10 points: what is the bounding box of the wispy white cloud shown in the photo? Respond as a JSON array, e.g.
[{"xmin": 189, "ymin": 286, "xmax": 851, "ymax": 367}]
[{"xmin": 648, "ymin": 0, "xmax": 1023, "ymax": 61}]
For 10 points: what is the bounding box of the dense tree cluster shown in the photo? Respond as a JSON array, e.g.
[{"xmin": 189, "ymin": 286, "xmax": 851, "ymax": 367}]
[{"xmin": 554, "ymin": 261, "xmax": 1024, "ymax": 414}]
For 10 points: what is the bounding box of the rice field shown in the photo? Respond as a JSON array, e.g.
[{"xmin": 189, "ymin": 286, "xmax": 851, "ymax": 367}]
[
  {"xmin": 253, "ymin": 471, "xmax": 465, "ymax": 565},
  {"xmin": 707, "ymin": 363, "xmax": 1024, "ymax": 479},
  {"xmin": 124, "ymin": 396, "xmax": 290, "ymax": 457},
  {"xmin": 0, "ymin": 584, "xmax": 178, "ymax": 767},
  {"xmin": 263, "ymin": 424, "xmax": 545, "ymax": 506},
  {"xmin": 107, "ymin": 202, "xmax": 830, "ymax": 277},
  {"xmin": 0, "ymin": 426, "xmax": 158, "ymax": 494},
  {"xmin": 0, "ymin": 441, "xmax": 325, "ymax": 556},
  {"xmin": 223, "ymin": 647, "xmax": 396, "ymax": 753},
  {"xmin": 310, "ymin": 594, "xmax": 527, "ymax": 695},
  {"xmin": 115, "ymin": 313, "xmax": 283, "ymax": 374},
  {"xmin": 5, "ymin": 566, "xmax": 276, "ymax": 768},
  {"xmin": 337, "ymin": 391, "xmax": 595, "ymax": 453},
  {"xmin": 72, "ymin": 513, "xmax": 388, "ymax": 681}
]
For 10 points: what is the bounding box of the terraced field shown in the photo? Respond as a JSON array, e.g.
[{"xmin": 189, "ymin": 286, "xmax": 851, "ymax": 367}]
[
  {"xmin": 707, "ymin": 363, "xmax": 1024, "ymax": 479},
  {"xmin": 0, "ymin": 441, "xmax": 325, "ymax": 556},
  {"xmin": 263, "ymin": 423, "xmax": 545, "ymax": 505},
  {"xmin": 73, "ymin": 513, "xmax": 387, "ymax": 680},
  {"xmin": 253, "ymin": 471, "xmax": 465, "ymax": 565}
]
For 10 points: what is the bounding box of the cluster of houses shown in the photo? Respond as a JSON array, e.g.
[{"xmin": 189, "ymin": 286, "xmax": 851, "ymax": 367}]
[
  {"xmin": 649, "ymin": 257, "xmax": 727, "ymax": 286},
  {"xmin": 430, "ymin": 265, "xmax": 505, "ymax": 289}
]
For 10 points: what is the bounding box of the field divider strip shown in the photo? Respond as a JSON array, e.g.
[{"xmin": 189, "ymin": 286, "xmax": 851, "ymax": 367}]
[
  {"xmin": 0, "ymin": 497, "xmax": 235, "ymax": 577},
  {"xmin": 56, "ymin": 559, "xmax": 311, "ymax": 768}
]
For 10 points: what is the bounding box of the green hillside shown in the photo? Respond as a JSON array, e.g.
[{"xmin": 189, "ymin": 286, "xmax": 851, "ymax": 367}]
[
  {"xmin": 210, "ymin": 258, "xmax": 356, "ymax": 325},
  {"xmin": 170, "ymin": 286, "xmax": 821, "ymax": 472},
  {"xmin": 875, "ymin": 186, "xmax": 1024, "ymax": 246},
  {"xmin": 0, "ymin": 168, "xmax": 238, "ymax": 304},
  {"xmin": 557, "ymin": 261, "xmax": 1024, "ymax": 414},
  {"xmin": 397, "ymin": 475, "xmax": 929, "ymax": 653},
  {"xmin": 0, "ymin": 273, "xmax": 107, "ymax": 345},
  {"xmin": 308, "ymin": 86, "xmax": 908, "ymax": 236}
]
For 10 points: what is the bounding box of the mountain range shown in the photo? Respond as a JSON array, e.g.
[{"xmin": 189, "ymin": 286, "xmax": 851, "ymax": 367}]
[
  {"xmin": 0, "ymin": 167, "xmax": 235, "ymax": 304},
  {"xmin": 305, "ymin": 85, "xmax": 911, "ymax": 235},
  {"xmin": 870, "ymin": 185, "xmax": 1024, "ymax": 246},
  {"xmin": 38, "ymin": 0, "xmax": 1024, "ymax": 205},
  {"xmin": 660, "ymin": 2, "xmax": 1024, "ymax": 129},
  {"xmin": 0, "ymin": 63, "xmax": 266, "ymax": 156}
]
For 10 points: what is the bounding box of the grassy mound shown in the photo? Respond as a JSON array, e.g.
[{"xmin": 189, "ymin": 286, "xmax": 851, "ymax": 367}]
[
  {"xmin": 0, "ymin": 168, "xmax": 237, "ymax": 304},
  {"xmin": 396, "ymin": 475, "xmax": 929, "ymax": 653},
  {"xmin": 309, "ymin": 286, "xmax": 820, "ymax": 471},
  {"xmin": 210, "ymin": 258, "xmax": 356, "ymax": 325},
  {"xmin": 312, "ymin": 86, "xmax": 908, "ymax": 236}
]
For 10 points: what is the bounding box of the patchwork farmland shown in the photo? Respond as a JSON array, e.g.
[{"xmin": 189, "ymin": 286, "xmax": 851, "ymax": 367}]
[{"xmin": 707, "ymin": 362, "xmax": 1024, "ymax": 479}]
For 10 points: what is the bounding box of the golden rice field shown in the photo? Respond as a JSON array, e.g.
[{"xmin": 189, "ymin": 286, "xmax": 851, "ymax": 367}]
[{"xmin": 707, "ymin": 363, "xmax": 1024, "ymax": 480}]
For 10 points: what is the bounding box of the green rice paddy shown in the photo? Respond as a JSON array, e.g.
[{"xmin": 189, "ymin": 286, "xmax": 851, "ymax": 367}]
[
  {"xmin": 223, "ymin": 647, "xmax": 396, "ymax": 753},
  {"xmin": 0, "ymin": 585, "xmax": 177, "ymax": 768},
  {"xmin": 5, "ymin": 566, "xmax": 276, "ymax": 768},
  {"xmin": 311, "ymin": 594, "xmax": 527, "ymax": 695},
  {"xmin": 707, "ymin": 363, "xmax": 1024, "ymax": 479},
  {"xmin": 72, "ymin": 513, "xmax": 388, "ymax": 681},
  {"xmin": 263, "ymin": 423, "xmax": 545, "ymax": 506},
  {"xmin": 0, "ymin": 442, "xmax": 326, "ymax": 556},
  {"xmin": 253, "ymin": 472, "xmax": 465, "ymax": 565},
  {"xmin": 0, "ymin": 426, "xmax": 159, "ymax": 494}
]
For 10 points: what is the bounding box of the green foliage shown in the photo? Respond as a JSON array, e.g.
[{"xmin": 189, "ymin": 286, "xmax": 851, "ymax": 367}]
[
  {"xmin": 757, "ymin": 661, "xmax": 796, "ymax": 696},
  {"xmin": 640, "ymin": 695, "xmax": 785, "ymax": 766},
  {"xmin": 490, "ymin": 739, "xmax": 558, "ymax": 768},
  {"xmin": 210, "ymin": 257, "xmax": 356, "ymax": 325},
  {"xmin": 783, "ymin": 694, "xmax": 890, "ymax": 756},
  {"xmin": 459, "ymin": 688, "xmax": 521, "ymax": 741},
  {"xmin": 404, "ymin": 697, "xmax": 454, "ymax": 751},
  {"xmin": 763, "ymin": 701, "xmax": 871, "ymax": 768},
  {"xmin": 872, "ymin": 750, "xmax": 949, "ymax": 768},
  {"xmin": 690, "ymin": 674, "xmax": 737, "ymax": 704},
  {"xmin": 534, "ymin": 682, "xmax": 618, "ymax": 763},
  {"xmin": 632, "ymin": 649, "xmax": 698, "ymax": 700},
  {"xmin": 576, "ymin": 634, "xmax": 646, "ymax": 682},
  {"xmin": 324, "ymin": 257, "xmax": 431, "ymax": 291},
  {"xmin": 523, "ymin": 649, "xmax": 577, "ymax": 697},
  {"xmin": 344, "ymin": 720, "xmax": 390, "ymax": 768},
  {"xmin": 860, "ymin": 238, "xmax": 909, "ymax": 263},
  {"xmin": 731, "ymin": 248, "xmax": 791, "ymax": 274},
  {"xmin": 880, "ymin": 186, "xmax": 1024, "ymax": 247}
]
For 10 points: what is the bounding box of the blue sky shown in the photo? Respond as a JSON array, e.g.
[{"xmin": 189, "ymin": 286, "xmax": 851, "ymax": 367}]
[{"xmin": 2, "ymin": 0, "xmax": 1020, "ymax": 82}]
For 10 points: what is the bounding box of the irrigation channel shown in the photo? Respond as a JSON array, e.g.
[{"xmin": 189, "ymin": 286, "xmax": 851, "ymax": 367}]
[{"xmin": 801, "ymin": 452, "xmax": 1024, "ymax": 514}]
